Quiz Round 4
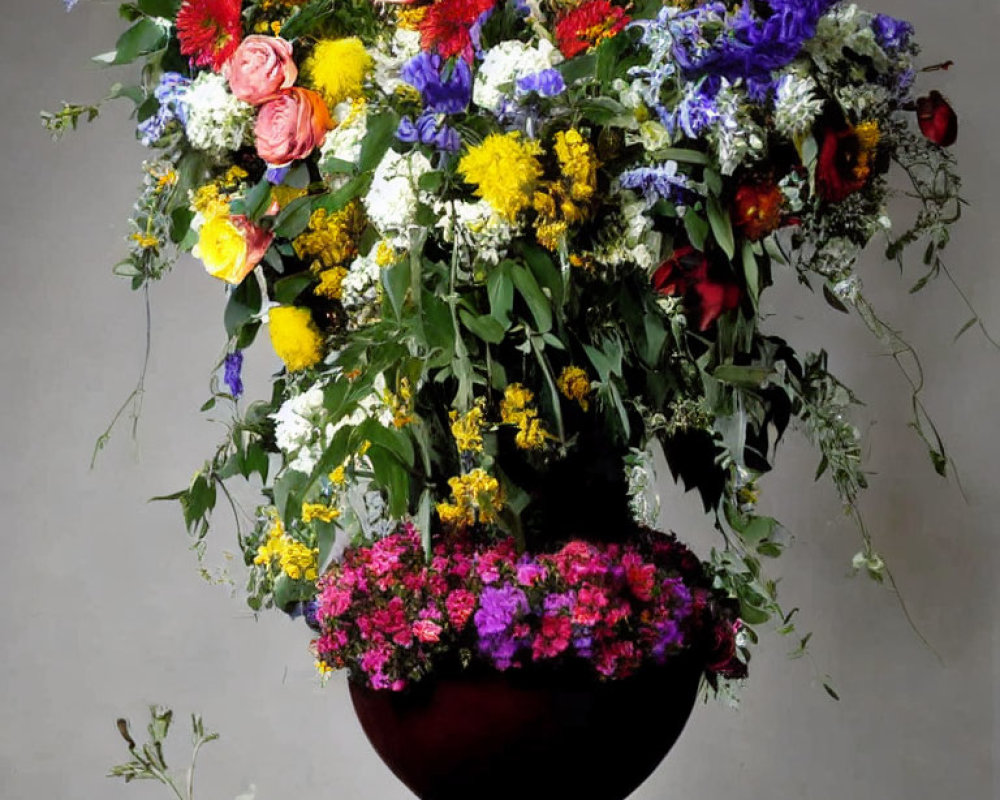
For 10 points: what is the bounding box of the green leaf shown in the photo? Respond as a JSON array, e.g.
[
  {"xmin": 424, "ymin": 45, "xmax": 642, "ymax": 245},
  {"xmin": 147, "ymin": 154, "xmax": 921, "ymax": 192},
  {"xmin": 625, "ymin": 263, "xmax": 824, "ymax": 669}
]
[
  {"xmin": 111, "ymin": 19, "xmax": 167, "ymax": 65},
  {"xmin": 273, "ymin": 273, "xmax": 314, "ymax": 305},
  {"xmin": 272, "ymin": 196, "xmax": 313, "ymax": 238},
  {"xmin": 822, "ymin": 283, "xmax": 851, "ymax": 314},
  {"xmin": 137, "ymin": 0, "xmax": 181, "ymax": 17},
  {"xmin": 510, "ymin": 263, "xmax": 552, "ymax": 333},
  {"xmin": 518, "ymin": 243, "xmax": 563, "ymax": 309},
  {"xmin": 487, "ymin": 263, "xmax": 514, "ymax": 329},
  {"xmin": 355, "ymin": 418, "xmax": 415, "ymax": 468},
  {"xmin": 382, "ymin": 261, "xmax": 410, "ymax": 320},
  {"xmin": 314, "ymin": 173, "xmax": 371, "ymax": 214},
  {"xmin": 418, "ymin": 171, "xmax": 444, "ymax": 193},
  {"xmin": 169, "ymin": 207, "xmax": 194, "ymax": 244},
  {"xmin": 366, "ymin": 446, "xmax": 410, "ymax": 518},
  {"xmin": 241, "ymin": 443, "xmax": 269, "ymax": 483},
  {"xmin": 649, "ymin": 147, "xmax": 710, "ymax": 165},
  {"xmin": 556, "ymin": 53, "xmax": 597, "ymax": 86},
  {"xmin": 954, "ymin": 316, "xmax": 977, "ymax": 342},
  {"xmin": 683, "ymin": 208, "xmax": 709, "ymax": 251},
  {"xmin": 742, "ymin": 240, "xmax": 759, "ymax": 307},
  {"xmin": 224, "ymin": 277, "xmax": 262, "ymax": 338},
  {"xmin": 244, "ymin": 179, "xmax": 273, "ymax": 222},
  {"xmin": 706, "ymin": 194, "xmax": 735, "ymax": 259},
  {"xmin": 108, "ymin": 83, "xmax": 146, "ymax": 106},
  {"xmin": 460, "ymin": 310, "xmax": 506, "ymax": 344},
  {"xmin": 273, "ymin": 573, "xmax": 312, "ymax": 609},
  {"xmin": 577, "ymin": 97, "xmax": 628, "ymax": 125},
  {"xmin": 358, "ymin": 111, "xmax": 399, "ymax": 173},
  {"xmin": 712, "ymin": 364, "xmax": 772, "ymax": 387},
  {"xmin": 273, "ymin": 469, "xmax": 308, "ymax": 528}
]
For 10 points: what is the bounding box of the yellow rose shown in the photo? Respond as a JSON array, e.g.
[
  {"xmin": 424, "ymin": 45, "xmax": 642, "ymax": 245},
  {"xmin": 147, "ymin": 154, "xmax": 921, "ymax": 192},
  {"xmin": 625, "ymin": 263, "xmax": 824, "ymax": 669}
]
[{"xmin": 194, "ymin": 214, "xmax": 274, "ymax": 285}]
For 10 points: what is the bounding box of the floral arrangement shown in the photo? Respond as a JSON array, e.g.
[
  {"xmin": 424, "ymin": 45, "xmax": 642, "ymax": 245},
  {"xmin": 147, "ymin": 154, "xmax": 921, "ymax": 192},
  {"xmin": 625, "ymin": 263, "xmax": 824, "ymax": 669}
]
[{"xmin": 50, "ymin": 0, "xmax": 966, "ymax": 697}]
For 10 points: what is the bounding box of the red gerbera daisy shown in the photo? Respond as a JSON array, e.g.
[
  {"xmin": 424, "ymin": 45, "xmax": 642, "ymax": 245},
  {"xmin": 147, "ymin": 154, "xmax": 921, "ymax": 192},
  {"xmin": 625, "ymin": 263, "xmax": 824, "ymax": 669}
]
[
  {"xmin": 555, "ymin": 0, "xmax": 630, "ymax": 60},
  {"xmin": 176, "ymin": 0, "xmax": 244, "ymax": 72},
  {"xmin": 419, "ymin": 0, "xmax": 496, "ymax": 62}
]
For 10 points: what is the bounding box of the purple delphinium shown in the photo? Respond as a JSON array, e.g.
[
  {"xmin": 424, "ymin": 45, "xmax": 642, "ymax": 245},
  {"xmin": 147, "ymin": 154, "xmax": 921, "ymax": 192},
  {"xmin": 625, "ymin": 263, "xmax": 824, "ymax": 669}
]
[
  {"xmin": 223, "ymin": 351, "xmax": 244, "ymax": 398},
  {"xmin": 619, "ymin": 162, "xmax": 693, "ymax": 204},
  {"xmin": 397, "ymin": 113, "xmax": 461, "ymax": 153},
  {"xmin": 137, "ymin": 72, "xmax": 190, "ymax": 147},
  {"xmin": 401, "ymin": 52, "xmax": 472, "ymax": 115},
  {"xmin": 872, "ymin": 13, "xmax": 914, "ymax": 52},
  {"xmin": 516, "ymin": 69, "xmax": 566, "ymax": 99}
]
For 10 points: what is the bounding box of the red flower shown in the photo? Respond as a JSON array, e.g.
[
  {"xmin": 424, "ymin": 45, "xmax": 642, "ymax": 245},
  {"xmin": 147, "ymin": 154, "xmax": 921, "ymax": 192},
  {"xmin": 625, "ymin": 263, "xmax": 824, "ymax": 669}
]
[
  {"xmin": 176, "ymin": 0, "xmax": 243, "ymax": 72},
  {"xmin": 652, "ymin": 246, "xmax": 742, "ymax": 331},
  {"xmin": 815, "ymin": 121, "xmax": 880, "ymax": 203},
  {"xmin": 732, "ymin": 181, "xmax": 785, "ymax": 241},
  {"xmin": 555, "ymin": 0, "xmax": 630, "ymax": 59},
  {"xmin": 916, "ymin": 91, "xmax": 958, "ymax": 147},
  {"xmin": 420, "ymin": 0, "xmax": 497, "ymax": 61}
]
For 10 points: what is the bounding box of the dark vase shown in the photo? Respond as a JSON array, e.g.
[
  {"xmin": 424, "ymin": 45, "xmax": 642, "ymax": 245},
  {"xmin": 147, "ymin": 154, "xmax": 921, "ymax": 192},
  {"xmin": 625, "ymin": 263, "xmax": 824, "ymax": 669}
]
[{"xmin": 349, "ymin": 657, "xmax": 703, "ymax": 800}]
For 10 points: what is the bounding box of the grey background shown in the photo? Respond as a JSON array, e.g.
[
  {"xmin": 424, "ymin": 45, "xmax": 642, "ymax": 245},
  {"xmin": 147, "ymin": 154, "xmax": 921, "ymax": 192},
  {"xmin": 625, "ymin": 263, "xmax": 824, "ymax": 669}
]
[{"xmin": 2, "ymin": 1, "xmax": 997, "ymax": 798}]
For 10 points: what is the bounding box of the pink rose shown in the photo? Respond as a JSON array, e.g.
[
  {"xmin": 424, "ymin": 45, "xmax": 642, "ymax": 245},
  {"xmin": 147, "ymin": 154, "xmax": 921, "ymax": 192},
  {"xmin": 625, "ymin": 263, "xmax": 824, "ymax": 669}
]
[
  {"xmin": 255, "ymin": 87, "xmax": 334, "ymax": 167},
  {"xmin": 225, "ymin": 35, "xmax": 298, "ymax": 105}
]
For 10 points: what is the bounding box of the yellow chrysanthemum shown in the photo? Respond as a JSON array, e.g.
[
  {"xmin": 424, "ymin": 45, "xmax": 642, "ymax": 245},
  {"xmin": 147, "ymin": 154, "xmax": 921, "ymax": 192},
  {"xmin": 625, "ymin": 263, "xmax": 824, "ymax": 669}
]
[
  {"xmin": 306, "ymin": 38, "xmax": 373, "ymax": 108},
  {"xmin": 557, "ymin": 365, "xmax": 592, "ymax": 411},
  {"xmin": 302, "ymin": 502, "xmax": 341, "ymax": 524},
  {"xmin": 294, "ymin": 203, "xmax": 366, "ymax": 270},
  {"xmin": 553, "ymin": 129, "xmax": 598, "ymax": 201},
  {"xmin": 436, "ymin": 468, "xmax": 503, "ymax": 527},
  {"xmin": 315, "ymin": 267, "xmax": 349, "ymax": 300},
  {"xmin": 268, "ymin": 306, "xmax": 325, "ymax": 372},
  {"xmin": 450, "ymin": 403, "xmax": 485, "ymax": 453},
  {"xmin": 459, "ymin": 133, "xmax": 543, "ymax": 222}
]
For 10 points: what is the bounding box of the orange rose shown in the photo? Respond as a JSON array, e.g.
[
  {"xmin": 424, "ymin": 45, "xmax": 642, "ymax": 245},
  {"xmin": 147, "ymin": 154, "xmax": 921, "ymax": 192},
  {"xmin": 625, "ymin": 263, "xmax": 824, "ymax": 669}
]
[
  {"xmin": 254, "ymin": 87, "xmax": 333, "ymax": 167},
  {"xmin": 225, "ymin": 35, "xmax": 298, "ymax": 105}
]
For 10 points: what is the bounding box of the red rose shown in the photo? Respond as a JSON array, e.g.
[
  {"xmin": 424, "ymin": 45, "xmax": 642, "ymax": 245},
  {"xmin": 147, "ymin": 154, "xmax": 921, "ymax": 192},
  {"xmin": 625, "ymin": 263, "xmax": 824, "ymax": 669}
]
[
  {"xmin": 815, "ymin": 121, "xmax": 881, "ymax": 203},
  {"xmin": 916, "ymin": 91, "xmax": 958, "ymax": 147},
  {"xmin": 652, "ymin": 246, "xmax": 741, "ymax": 331}
]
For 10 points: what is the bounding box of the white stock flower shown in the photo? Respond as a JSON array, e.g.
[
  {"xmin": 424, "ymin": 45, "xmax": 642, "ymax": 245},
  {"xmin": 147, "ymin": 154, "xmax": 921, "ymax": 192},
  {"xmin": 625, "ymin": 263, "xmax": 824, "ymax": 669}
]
[
  {"xmin": 182, "ymin": 72, "xmax": 254, "ymax": 159},
  {"xmin": 363, "ymin": 149, "xmax": 433, "ymax": 246},
  {"xmin": 473, "ymin": 39, "xmax": 562, "ymax": 112}
]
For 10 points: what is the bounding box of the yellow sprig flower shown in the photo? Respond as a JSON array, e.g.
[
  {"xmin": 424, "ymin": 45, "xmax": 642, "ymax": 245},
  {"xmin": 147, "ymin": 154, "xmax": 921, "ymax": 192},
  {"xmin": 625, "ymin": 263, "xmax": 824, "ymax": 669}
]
[
  {"xmin": 557, "ymin": 365, "xmax": 592, "ymax": 411},
  {"xmin": 450, "ymin": 403, "xmax": 485, "ymax": 453},
  {"xmin": 302, "ymin": 503, "xmax": 341, "ymax": 524}
]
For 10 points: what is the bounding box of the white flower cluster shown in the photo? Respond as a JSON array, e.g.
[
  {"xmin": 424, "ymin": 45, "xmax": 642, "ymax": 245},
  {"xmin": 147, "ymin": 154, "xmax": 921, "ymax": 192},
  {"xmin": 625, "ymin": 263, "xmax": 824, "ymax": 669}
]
[
  {"xmin": 272, "ymin": 385, "xmax": 331, "ymax": 475},
  {"xmin": 707, "ymin": 81, "xmax": 766, "ymax": 176},
  {"xmin": 342, "ymin": 248, "xmax": 383, "ymax": 327},
  {"xmin": 182, "ymin": 72, "xmax": 254, "ymax": 160},
  {"xmin": 371, "ymin": 28, "xmax": 422, "ymax": 95},
  {"xmin": 473, "ymin": 39, "xmax": 563, "ymax": 112},
  {"xmin": 807, "ymin": 5, "xmax": 894, "ymax": 76},
  {"xmin": 593, "ymin": 197, "xmax": 662, "ymax": 272},
  {"xmin": 773, "ymin": 72, "xmax": 824, "ymax": 140},
  {"xmin": 435, "ymin": 200, "xmax": 517, "ymax": 265},
  {"xmin": 319, "ymin": 101, "xmax": 369, "ymax": 185},
  {"xmin": 363, "ymin": 149, "xmax": 433, "ymax": 247}
]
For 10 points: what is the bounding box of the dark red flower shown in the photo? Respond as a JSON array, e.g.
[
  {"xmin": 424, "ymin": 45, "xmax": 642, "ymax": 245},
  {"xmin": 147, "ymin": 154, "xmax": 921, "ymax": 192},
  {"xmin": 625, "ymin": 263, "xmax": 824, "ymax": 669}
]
[
  {"xmin": 555, "ymin": 0, "xmax": 630, "ymax": 60},
  {"xmin": 652, "ymin": 246, "xmax": 742, "ymax": 331},
  {"xmin": 815, "ymin": 121, "xmax": 880, "ymax": 203},
  {"xmin": 732, "ymin": 181, "xmax": 785, "ymax": 241},
  {"xmin": 176, "ymin": 0, "xmax": 243, "ymax": 72},
  {"xmin": 916, "ymin": 91, "xmax": 958, "ymax": 147},
  {"xmin": 420, "ymin": 0, "xmax": 497, "ymax": 61},
  {"xmin": 705, "ymin": 620, "xmax": 747, "ymax": 679}
]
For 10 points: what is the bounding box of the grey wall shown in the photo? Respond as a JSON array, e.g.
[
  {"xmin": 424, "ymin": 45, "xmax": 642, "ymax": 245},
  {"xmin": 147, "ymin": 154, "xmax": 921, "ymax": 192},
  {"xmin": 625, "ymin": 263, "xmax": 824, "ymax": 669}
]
[{"xmin": 1, "ymin": 1, "xmax": 996, "ymax": 798}]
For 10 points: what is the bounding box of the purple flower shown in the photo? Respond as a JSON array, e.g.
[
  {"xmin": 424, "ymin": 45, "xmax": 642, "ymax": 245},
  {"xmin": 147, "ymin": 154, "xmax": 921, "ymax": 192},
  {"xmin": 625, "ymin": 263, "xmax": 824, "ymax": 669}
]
[
  {"xmin": 265, "ymin": 165, "xmax": 291, "ymax": 184},
  {"xmin": 542, "ymin": 592, "xmax": 574, "ymax": 615},
  {"xmin": 223, "ymin": 351, "xmax": 244, "ymax": 398},
  {"xmin": 516, "ymin": 69, "xmax": 566, "ymax": 98},
  {"xmin": 401, "ymin": 52, "xmax": 472, "ymax": 114},
  {"xmin": 137, "ymin": 72, "xmax": 190, "ymax": 147},
  {"xmin": 474, "ymin": 585, "xmax": 529, "ymax": 637},
  {"xmin": 397, "ymin": 113, "xmax": 461, "ymax": 152},
  {"xmin": 619, "ymin": 162, "xmax": 692, "ymax": 204},
  {"xmin": 871, "ymin": 14, "xmax": 914, "ymax": 52},
  {"xmin": 64, "ymin": 0, "xmax": 80, "ymax": 9}
]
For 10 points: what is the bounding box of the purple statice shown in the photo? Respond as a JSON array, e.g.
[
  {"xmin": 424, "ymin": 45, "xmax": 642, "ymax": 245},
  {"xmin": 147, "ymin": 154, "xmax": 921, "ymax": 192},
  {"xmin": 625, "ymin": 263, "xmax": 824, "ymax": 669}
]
[
  {"xmin": 871, "ymin": 14, "xmax": 914, "ymax": 53},
  {"xmin": 401, "ymin": 52, "xmax": 472, "ymax": 114},
  {"xmin": 223, "ymin": 350, "xmax": 244, "ymax": 398},
  {"xmin": 397, "ymin": 113, "xmax": 461, "ymax": 153},
  {"xmin": 474, "ymin": 585, "xmax": 529, "ymax": 637},
  {"xmin": 137, "ymin": 72, "xmax": 190, "ymax": 147},
  {"xmin": 516, "ymin": 69, "xmax": 566, "ymax": 99},
  {"xmin": 619, "ymin": 161, "xmax": 692, "ymax": 204},
  {"xmin": 649, "ymin": 619, "xmax": 682, "ymax": 662},
  {"xmin": 672, "ymin": 0, "xmax": 838, "ymax": 91}
]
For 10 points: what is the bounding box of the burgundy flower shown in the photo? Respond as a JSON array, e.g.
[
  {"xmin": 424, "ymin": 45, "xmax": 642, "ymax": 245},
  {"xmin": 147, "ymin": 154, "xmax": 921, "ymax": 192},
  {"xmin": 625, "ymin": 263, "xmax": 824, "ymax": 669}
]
[
  {"xmin": 916, "ymin": 91, "xmax": 958, "ymax": 147},
  {"xmin": 815, "ymin": 122, "xmax": 881, "ymax": 203},
  {"xmin": 652, "ymin": 246, "xmax": 742, "ymax": 331},
  {"xmin": 732, "ymin": 181, "xmax": 785, "ymax": 241}
]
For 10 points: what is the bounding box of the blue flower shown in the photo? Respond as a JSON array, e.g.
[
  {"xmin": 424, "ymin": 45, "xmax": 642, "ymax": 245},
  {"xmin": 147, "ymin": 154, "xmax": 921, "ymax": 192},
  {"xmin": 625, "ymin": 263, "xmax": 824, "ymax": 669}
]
[
  {"xmin": 223, "ymin": 351, "xmax": 244, "ymax": 398},
  {"xmin": 619, "ymin": 162, "xmax": 693, "ymax": 204},
  {"xmin": 64, "ymin": 0, "xmax": 80, "ymax": 9},
  {"xmin": 871, "ymin": 14, "xmax": 914, "ymax": 52},
  {"xmin": 397, "ymin": 112, "xmax": 461, "ymax": 152},
  {"xmin": 138, "ymin": 72, "xmax": 190, "ymax": 147},
  {"xmin": 401, "ymin": 52, "xmax": 472, "ymax": 115},
  {"xmin": 515, "ymin": 69, "xmax": 566, "ymax": 99}
]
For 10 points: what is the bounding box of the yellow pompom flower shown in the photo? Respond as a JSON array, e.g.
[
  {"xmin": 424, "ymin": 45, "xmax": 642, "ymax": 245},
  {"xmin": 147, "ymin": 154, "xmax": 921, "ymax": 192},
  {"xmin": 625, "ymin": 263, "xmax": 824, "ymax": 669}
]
[
  {"xmin": 557, "ymin": 365, "xmax": 592, "ymax": 411},
  {"xmin": 268, "ymin": 306, "xmax": 325, "ymax": 372},
  {"xmin": 306, "ymin": 38, "xmax": 373, "ymax": 108},
  {"xmin": 193, "ymin": 215, "xmax": 251, "ymax": 284},
  {"xmin": 459, "ymin": 133, "xmax": 543, "ymax": 222}
]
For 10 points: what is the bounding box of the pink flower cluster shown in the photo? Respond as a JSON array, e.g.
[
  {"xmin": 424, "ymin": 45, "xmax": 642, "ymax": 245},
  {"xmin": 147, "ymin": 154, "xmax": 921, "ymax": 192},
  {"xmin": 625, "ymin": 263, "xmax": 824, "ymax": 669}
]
[{"xmin": 313, "ymin": 523, "xmax": 745, "ymax": 690}]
